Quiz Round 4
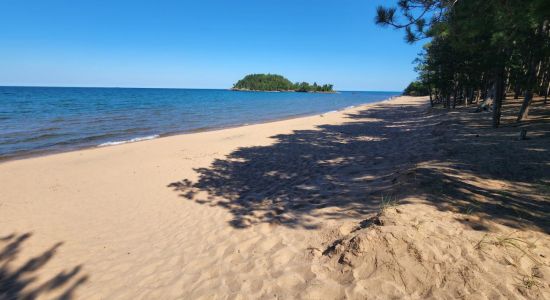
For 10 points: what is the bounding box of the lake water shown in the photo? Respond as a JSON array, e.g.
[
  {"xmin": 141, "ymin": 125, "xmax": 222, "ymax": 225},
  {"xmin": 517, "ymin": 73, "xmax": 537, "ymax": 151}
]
[{"xmin": 0, "ymin": 87, "xmax": 400, "ymax": 161}]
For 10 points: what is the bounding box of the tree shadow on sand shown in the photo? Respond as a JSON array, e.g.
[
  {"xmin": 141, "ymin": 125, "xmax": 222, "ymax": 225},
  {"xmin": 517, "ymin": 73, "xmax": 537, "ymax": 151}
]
[
  {"xmin": 168, "ymin": 98, "xmax": 550, "ymax": 233},
  {"xmin": 0, "ymin": 233, "xmax": 88, "ymax": 300}
]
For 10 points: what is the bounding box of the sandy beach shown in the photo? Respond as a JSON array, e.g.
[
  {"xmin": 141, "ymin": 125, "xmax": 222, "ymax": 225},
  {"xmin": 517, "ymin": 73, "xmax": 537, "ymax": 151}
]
[{"xmin": 1, "ymin": 95, "xmax": 549, "ymax": 299}]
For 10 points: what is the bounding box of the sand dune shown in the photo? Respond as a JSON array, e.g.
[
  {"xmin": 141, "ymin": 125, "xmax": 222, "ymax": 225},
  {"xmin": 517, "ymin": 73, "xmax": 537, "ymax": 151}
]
[{"xmin": 1, "ymin": 96, "xmax": 549, "ymax": 299}]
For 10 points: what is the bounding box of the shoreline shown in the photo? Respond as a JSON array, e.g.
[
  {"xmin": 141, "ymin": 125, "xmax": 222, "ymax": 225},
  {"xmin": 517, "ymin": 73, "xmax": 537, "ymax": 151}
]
[
  {"xmin": 0, "ymin": 96, "xmax": 397, "ymax": 164},
  {"xmin": 2, "ymin": 95, "xmax": 547, "ymax": 299}
]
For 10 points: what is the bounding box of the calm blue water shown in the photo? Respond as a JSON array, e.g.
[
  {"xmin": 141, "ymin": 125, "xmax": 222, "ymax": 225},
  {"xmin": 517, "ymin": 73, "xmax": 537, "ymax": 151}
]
[{"xmin": 0, "ymin": 87, "xmax": 400, "ymax": 160}]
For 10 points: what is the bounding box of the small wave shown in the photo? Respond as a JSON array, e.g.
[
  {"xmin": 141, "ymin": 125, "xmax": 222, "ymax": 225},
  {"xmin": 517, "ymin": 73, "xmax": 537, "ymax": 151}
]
[
  {"xmin": 20, "ymin": 133, "xmax": 65, "ymax": 143},
  {"xmin": 51, "ymin": 117, "xmax": 65, "ymax": 123},
  {"xmin": 98, "ymin": 135, "xmax": 160, "ymax": 147}
]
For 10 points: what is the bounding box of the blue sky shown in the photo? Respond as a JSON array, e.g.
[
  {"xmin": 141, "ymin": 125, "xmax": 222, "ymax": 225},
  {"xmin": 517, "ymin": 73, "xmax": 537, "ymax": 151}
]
[{"xmin": 0, "ymin": 0, "xmax": 423, "ymax": 91}]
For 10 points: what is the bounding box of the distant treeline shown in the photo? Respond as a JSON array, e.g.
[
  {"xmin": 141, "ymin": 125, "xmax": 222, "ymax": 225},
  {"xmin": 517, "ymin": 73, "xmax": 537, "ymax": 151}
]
[
  {"xmin": 403, "ymin": 81, "xmax": 430, "ymax": 97},
  {"xmin": 232, "ymin": 74, "xmax": 334, "ymax": 92}
]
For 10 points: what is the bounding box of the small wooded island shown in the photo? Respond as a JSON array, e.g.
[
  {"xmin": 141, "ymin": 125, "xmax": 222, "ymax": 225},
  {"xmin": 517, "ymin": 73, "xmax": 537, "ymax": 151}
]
[{"xmin": 232, "ymin": 74, "xmax": 334, "ymax": 93}]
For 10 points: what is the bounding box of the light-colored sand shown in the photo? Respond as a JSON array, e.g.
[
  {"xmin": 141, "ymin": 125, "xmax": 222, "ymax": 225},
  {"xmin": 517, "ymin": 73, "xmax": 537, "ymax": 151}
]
[{"xmin": 1, "ymin": 96, "xmax": 548, "ymax": 299}]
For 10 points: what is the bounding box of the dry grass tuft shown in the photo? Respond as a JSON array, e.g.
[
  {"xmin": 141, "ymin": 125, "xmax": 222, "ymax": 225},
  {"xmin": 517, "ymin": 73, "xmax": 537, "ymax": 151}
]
[
  {"xmin": 474, "ymin": 232, "xmax": 543, "ymax": 265},
  {"xmin": 379, "ymin": 194, "xmax": 398, "ymax": 212}
]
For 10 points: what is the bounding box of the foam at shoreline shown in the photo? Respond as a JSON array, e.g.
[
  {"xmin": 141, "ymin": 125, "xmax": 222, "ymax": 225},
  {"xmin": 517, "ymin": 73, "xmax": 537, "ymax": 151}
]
[{"xmin": 98, "ymin": 135, "xmax": 160, "ymax": 147}]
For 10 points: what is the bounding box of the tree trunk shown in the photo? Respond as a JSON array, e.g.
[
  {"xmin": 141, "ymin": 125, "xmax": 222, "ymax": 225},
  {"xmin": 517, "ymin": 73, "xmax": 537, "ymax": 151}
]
[
  {"xmin": 467, "ymin": 88, "xmax": 474, "ymax": 106},
  {"xmin": 493, "ymin": 68, "xmax": 505, "ymax": 128},
  {"xmin": 452, "ymin": 89, "xmax": 457, "ymax": 109},
  {"xmin": 517, "ymin": 90, "xmax": 534, "ymax": 122},
  {"xmin": 545, "ymin": 80, "xmax": 549, "ymax": 104},
  {"xmin": 518, "ymin": 22, "xmax": 545, "ymax": 121},
  {"xmin": 517, "ymin": 58, "xmax": 538, "ymax": 122},
  {"xmin": 514, "ymin": 84, "xmax": 521, "ymax": 99}
]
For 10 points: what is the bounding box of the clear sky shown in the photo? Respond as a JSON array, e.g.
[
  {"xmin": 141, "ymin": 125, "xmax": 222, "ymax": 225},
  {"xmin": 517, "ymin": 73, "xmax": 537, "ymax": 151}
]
[{"xmin": 0, "ymin": 0, "xmax": 423, "ymax": 91}]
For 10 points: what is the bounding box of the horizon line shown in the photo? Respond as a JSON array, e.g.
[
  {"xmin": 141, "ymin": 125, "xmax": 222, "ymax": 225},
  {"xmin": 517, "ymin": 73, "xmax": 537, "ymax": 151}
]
[{"xmin": 0, "ymin": 84, "xmax": 403, "ymax": 93}]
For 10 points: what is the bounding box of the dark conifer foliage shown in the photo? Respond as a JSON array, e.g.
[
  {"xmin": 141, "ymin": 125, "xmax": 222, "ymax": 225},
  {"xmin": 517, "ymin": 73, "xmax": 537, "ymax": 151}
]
[
  {"xmin": 233, "ymin": 74, "xmax": 334, "ymax": 92},
  {"xmin": 377, "ymin": 0, "xmax": 550, "ymax": 127},
  {"xmin": 404, "ymin": 81, "xmax": 430, "ymax": 96}
]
